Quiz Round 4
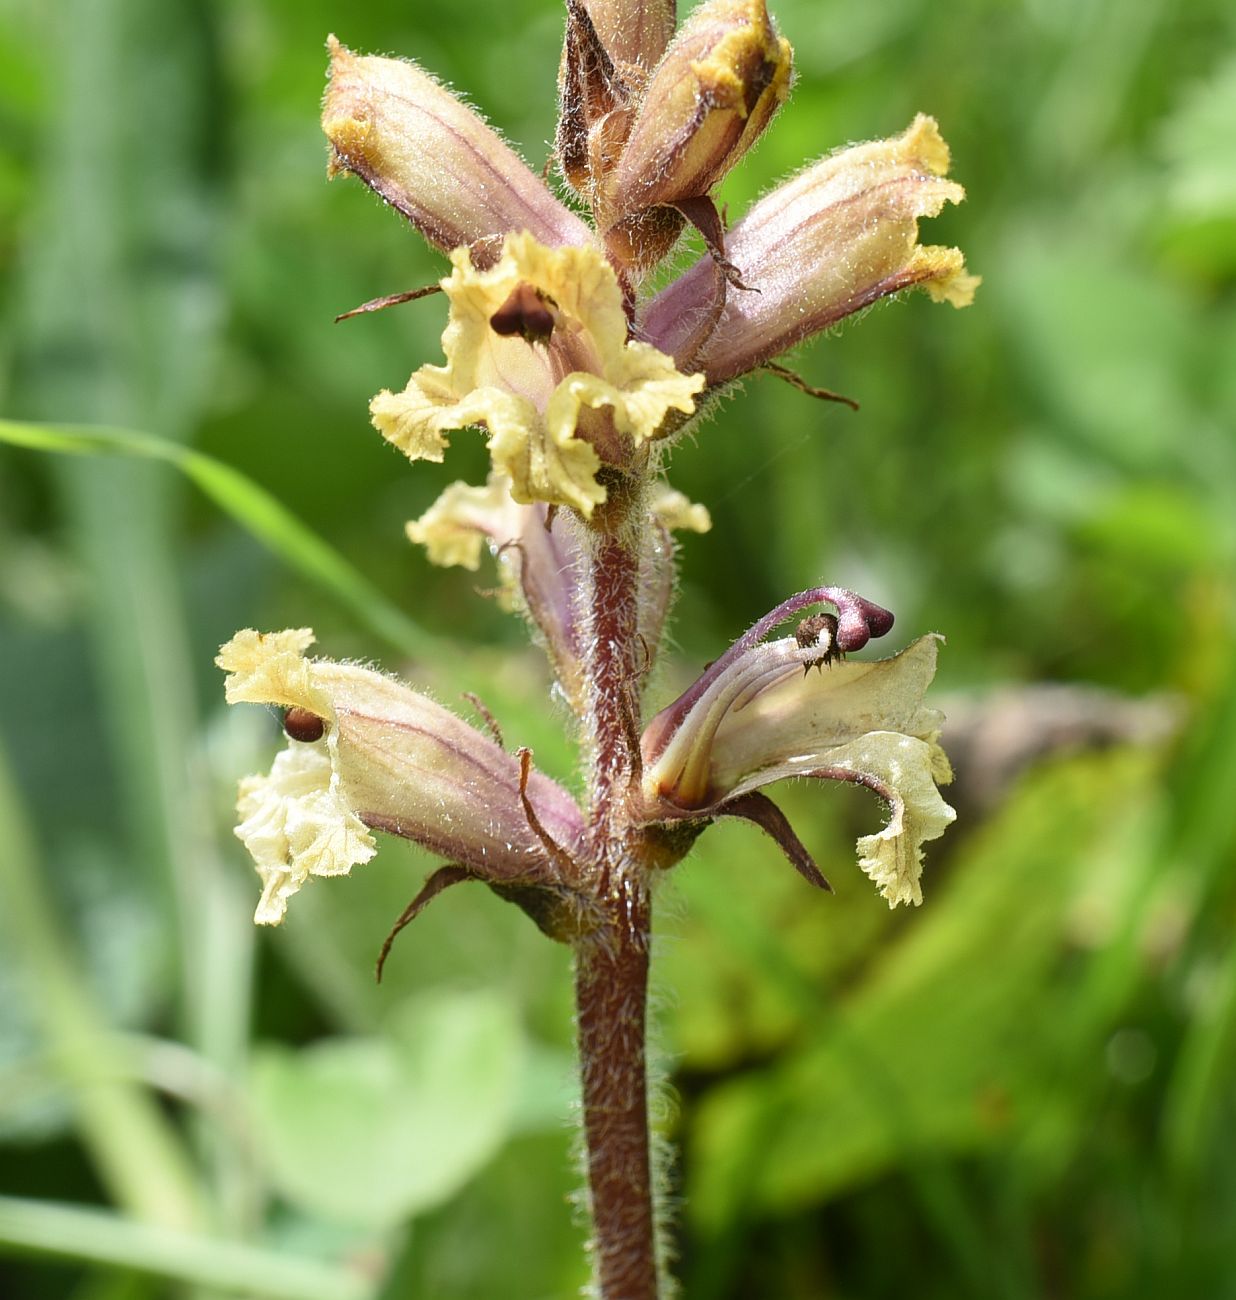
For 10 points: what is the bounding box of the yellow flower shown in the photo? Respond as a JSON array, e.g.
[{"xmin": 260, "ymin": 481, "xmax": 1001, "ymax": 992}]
[
  {"xmin": 217, "ymin": 628, "xmax": 584, "ymax": 924},
  {"xmin": 644, "ymin": 114, "xmax": 980, "ymax": 378},
  {"xmin": 369, "ymin": 232, "xmax": 704, "ymax": 515}
]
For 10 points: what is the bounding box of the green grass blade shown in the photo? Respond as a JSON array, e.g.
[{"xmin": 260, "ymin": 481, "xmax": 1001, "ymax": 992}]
[
  {"xmin": 0, "ymin": 419, "xmax": 440, "ymax": 661},
  {"xmin": 0, "ymin": 743, "xmax": 204, "ymax": 1229},
  {"xmin": 0, "ymin": 1196, "xmax": 373, "ymax": 1300}
]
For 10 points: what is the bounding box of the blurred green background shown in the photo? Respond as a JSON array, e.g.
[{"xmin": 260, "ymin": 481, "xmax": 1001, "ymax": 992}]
[{"xmin": 2, "ymin": 0, "xmax": 1235, "ymax": 1296}]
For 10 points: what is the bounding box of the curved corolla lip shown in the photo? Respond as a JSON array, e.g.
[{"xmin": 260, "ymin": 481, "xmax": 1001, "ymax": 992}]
[{"xmin": 638, "ymin": 590, "xmax": 955, "ymax": 909}]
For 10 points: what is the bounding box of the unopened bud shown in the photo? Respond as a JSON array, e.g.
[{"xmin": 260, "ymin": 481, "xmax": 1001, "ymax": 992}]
[
  {"xmin": 606, "ymin": 0, "xmax": 791, "ymax": 224},
  {"xmin": 576, "ymin": 0, "xmax": 675, "ymax": 82},
  {"xmin": 323, "ymin": 36, "xmax": 589, "ymax": 264}
]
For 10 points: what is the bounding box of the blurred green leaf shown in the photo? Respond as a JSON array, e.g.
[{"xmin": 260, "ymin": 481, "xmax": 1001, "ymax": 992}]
[
  {"xmin": 248, "ymin": 991, "xmax": 524, "ymax": 1227},
  {"xmin": 687, "ymin": 750, "xmax": 1158, "ymax": 1230},
  {"xmin": 1160, "ymin": 53, "xmax": 1236, "ymax": 220}
]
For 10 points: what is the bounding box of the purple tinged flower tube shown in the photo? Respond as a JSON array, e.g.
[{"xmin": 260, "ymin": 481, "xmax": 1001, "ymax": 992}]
[
  {"xmin": 606, "ymin": 0, "xmax": 791, "ymax": 223},
  {"xmin": 642, "ymin": 114, "xmax": 980, "ymax": 378},
  {"xmin": 217, "ymin": 629, "xmax": 584, "ymax": 924},
  {"xmin": 638, "ymin": 590, "xmax": 956, "ymax": 907},
  {"xmin": 323, "ymin": 37, "xmax": 591, "ymax": 266}
]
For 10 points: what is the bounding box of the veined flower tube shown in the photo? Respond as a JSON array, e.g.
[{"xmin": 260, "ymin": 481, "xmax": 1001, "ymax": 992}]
[
  {"xmin": 370, "ymin": 231, "xmax": 704, "ymax": 514},
  {"xmin": 642, "ymin": 114, "xmax": 979, "ymax": 378},
  {"xmin": 607, "ymin": 0, "xmax": 792, "ymax": 220},
  {"xmin": 639, "ymin": 589, "xmax": 956, "ymax": 907},
  {"xmin": 217, "ymin": 629, "xmax": 584, "ymax": 924},
  {"xmin": 323, "ymin": 37, "xmax": 591, "ymax": 264}
]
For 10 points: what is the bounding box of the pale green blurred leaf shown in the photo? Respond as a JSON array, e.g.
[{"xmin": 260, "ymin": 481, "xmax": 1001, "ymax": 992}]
[
  {"xmin": 998, "ymin": 236, "xmax": 1193, "ymax": 469},
  {"xmin": 249, "ymin": 991, "xmax": 524, "ymax": 1227},
  {"xmin": 1161, "ymin": 53, "xmax": 1236, "ymax": 220}
]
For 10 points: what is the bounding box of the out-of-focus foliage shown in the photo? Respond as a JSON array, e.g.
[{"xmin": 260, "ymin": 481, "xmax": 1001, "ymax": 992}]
[{"xmin": 1, "ymin": 0, "xmax": 1234, "ymax": 1296}]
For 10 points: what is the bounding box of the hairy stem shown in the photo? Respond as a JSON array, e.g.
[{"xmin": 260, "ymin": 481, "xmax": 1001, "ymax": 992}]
[
  {"xmin": 576, "ymin": 886, "xmax": 656, "ymax": 1300},
  {"xmin": 586, "ymin": 521, "xmax": 642, "ymax": 832},
  {"xmin": 576, "ymin": 478, "xmax": 660, "ymax": 1298}
]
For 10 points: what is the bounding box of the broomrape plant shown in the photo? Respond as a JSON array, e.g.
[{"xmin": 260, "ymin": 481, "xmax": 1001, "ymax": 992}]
[{"xmin": 218, "ymin": 1, "xmax": 976, "ymax": 1294}]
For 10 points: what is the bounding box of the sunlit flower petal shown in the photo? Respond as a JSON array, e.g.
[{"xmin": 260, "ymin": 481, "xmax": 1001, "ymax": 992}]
[
  {"xmin": 406, "ymin": 477, "xmax": 516, "ymax": 572},
  {"xmin": 649, "ymin": 483, "xmax": 712, "ymax": 534},
  {"xmin": 370, "ymin": 232, "xmax": 703, "ymax": 514},
  {"xmin": 237, "ymin": 744, "xmax": 377, "ymax": 925},
  {"xmin": 815, "ymin": 731, "xmax": 955, "ymax": 907}
]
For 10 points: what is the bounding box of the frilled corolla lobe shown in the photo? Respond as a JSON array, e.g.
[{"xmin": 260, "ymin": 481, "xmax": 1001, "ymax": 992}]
[
  {"xmin": 323, "ymin": 37, "xmax": 590, "ymax": 266},
  {"xmin": 217, "ymin": 629, "xmax": 583, "ymax": 923},
  {"xmin": 369, "ymin": 231, "xmax": 704, "ymax": 515},
  {"xmin": 639, "ymin": 591, "xmax": 955, "ymax": 907},
  {"xmin": 642, "ymin": 114, "xmax": 980, "ymax": 378}
]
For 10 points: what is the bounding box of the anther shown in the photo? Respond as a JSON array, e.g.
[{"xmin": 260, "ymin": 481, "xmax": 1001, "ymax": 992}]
[
  {"xmin": 283, "ymin": 707, "xmax": 326, "ymax": 742},
  {"xmin": 795, "ymin": 612, "xmax": 841, "ymax": 672},
  {"xmin": 489, "ymin": 282, "xmax": 556, "ymax": 345}
]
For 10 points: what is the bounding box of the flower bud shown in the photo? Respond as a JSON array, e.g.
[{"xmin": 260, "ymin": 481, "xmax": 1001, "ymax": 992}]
[
  {"xmin": 556, "ymin": 0, "xmax": 636, "ymax": 199},
  {"xmin": 323, "ymin": 36, "xmax": 590, "ymax": 264},
  {"xmin": 605, "ymin": 0, "xmax": 792, "ymax": 225},
  {"xmin": 576, "ymin": 0, "xmax": 675, "ymax": 81},
  {"xmin": 642, "ymin": 114, "xmax": 979, "ymax": 376}
]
